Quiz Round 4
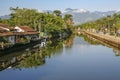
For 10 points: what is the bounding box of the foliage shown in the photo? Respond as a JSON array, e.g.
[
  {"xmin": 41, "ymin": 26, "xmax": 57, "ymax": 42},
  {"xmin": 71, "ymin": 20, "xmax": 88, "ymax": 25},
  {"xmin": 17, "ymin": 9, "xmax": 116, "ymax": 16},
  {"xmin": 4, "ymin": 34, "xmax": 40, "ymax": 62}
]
[
  {"xmin": 78, "ymin": 13, "xmax": 120, "ymax": 36},
  {"xmin": 53, "ymin": 10, "xmax": 62, "ymax": 17},
  {"xmin": 1, "ymin": 7, "xmax": 74, "ymax": 38}
]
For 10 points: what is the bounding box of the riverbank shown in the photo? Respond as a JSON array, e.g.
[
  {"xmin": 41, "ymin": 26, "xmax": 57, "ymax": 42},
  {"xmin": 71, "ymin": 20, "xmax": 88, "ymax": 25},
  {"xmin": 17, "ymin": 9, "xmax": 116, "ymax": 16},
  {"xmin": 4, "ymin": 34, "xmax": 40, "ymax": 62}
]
[{"xmin": 80, "ymin": 30, "xmax": 120, "ymax": 49}]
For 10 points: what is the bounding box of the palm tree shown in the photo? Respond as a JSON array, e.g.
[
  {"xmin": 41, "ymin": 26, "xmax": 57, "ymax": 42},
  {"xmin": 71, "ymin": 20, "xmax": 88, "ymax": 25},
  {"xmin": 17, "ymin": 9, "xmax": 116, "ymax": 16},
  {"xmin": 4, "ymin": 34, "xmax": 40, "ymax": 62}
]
[
  {"xmin": 53, "ymin": 10, "xmax": 61, "ymax": 17},
  {"xmin": 64, "ymin": 14, "xmax": 73, "ymax": 29}
]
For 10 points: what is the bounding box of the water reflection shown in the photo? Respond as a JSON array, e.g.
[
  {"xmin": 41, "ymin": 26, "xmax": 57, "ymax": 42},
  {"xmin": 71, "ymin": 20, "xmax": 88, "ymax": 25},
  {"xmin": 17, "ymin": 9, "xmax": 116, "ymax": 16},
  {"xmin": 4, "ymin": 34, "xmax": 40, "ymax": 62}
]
[
  {"xmin": 0, "ymin": 46, "xmax": 43, "ymax": 71},
  {"xmin": 17, "ymin": 36, "xmax": 76, "ymax": 69},
  {"xmin": 0, "ymin": 36, "xmax": 74, "ymax": 71},
  {"xmin": 63, "ymin": 35, "xmax": 75, "ymax": 48},
  {"xmin": 114, "ymin": 49, "xmax": 120, "ymax": 56},
  {"xmin": 1, "ymin": 35, "xmax": 120, "ymax": 80},
  {"xmin": 17, "ymin": 51, "xmax": 45, "ymax": 69},
  {"xmin": 78, "ymin": 33, "xmax": 120, "ymax": 56},
  {"xmin": 0, "ymin": 34, "xmax": 120, "ymax": 71}
]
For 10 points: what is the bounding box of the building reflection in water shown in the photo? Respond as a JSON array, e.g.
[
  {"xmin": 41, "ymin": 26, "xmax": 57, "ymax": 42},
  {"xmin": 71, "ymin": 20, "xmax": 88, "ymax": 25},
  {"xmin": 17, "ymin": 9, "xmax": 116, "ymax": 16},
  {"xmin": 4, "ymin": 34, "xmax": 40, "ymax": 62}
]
[
  {"xmin": 0, "ymin": 36, "xmax": 73, "ymax": 71},
  {"xmin": 0, "ymin": 34, "xmax": 120, "ymax": 71},
  {"xmin": 0, "ymin": 44, "xmax": 45, "ymax": 71}
]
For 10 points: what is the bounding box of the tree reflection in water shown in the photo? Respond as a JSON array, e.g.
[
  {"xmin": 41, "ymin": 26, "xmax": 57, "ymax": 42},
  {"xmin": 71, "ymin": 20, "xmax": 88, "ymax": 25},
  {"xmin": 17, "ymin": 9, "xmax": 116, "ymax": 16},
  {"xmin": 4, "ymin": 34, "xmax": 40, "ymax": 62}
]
[
  {"xmin": 77, "ymin": 33, "xmax": 120, "ymax": 57},
  {"xmin": 1, "ymin": 34, "xmax": 119, "ymax": 71},
  {"xmin": 63, "ymin": 35, "xmax": 75, "ymax": 48},
  {"xmin": 0, "ymin": 35, "xmax": 74, "ymax": 71}
]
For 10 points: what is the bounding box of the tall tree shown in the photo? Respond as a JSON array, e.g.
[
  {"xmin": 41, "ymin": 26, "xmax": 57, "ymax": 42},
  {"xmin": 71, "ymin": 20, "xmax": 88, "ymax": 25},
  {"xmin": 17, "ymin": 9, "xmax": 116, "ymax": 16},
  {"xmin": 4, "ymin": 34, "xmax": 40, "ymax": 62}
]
[
  {"xmin": 64, "ymin": 14, "xmax": 73, "ymax": 29},
  {"xmin": 53, "ymin": 10, "xmax": 61, "ymax": 17}
]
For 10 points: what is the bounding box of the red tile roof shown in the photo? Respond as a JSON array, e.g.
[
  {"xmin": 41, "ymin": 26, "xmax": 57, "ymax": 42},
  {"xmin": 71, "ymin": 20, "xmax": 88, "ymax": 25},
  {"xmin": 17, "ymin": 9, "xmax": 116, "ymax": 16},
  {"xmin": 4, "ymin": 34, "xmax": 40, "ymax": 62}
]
[
  {"xmin": 19, "ymin": 26, "xmax": 36, "ymax": 32},
  {"xmin": 0, "ymin": 27, "xmax": 5, "ymax": 31},
  {"xmin": 0, "ymin": 23, "xmax": 10, "ymax": 29},
  {"xmin": 0, "ymin": 25, "xmax": 39, "ymax": 37},
  {"xmin": 0, "ymin": 32, "xmax": 13, "ymax": 37},
  {"xmin": 0, "ymin": 24, "xmax": 13, "ymax": 37},
  {"xmin": 17, "ymin": 26, "xmax": 39, "ymax": 35}
]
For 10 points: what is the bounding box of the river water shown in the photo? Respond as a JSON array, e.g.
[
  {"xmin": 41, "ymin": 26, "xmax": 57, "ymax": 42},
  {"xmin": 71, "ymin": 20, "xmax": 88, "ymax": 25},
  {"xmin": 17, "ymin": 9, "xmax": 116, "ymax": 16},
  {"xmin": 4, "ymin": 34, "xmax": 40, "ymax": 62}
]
[{"xmin": 0, "ymin": 35, "xmax": 120, "ymax": 80}]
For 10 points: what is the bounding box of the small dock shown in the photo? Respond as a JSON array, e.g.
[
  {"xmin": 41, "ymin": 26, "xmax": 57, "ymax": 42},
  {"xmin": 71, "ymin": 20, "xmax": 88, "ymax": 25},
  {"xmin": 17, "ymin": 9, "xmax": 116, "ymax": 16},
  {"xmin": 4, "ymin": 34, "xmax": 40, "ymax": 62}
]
[{"xmin": 81, "ymin": 30, "xmax": 120, "ymax": 49}]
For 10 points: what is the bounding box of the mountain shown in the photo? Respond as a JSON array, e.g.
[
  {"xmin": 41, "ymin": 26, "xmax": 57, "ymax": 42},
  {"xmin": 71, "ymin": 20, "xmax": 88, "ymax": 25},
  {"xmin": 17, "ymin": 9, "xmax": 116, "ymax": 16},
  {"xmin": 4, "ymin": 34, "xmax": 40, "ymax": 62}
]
[
  {"xmin": 0, "ymin": 15, "xmax": 11, "ymax": 19},
  {"xmin": 62, "ymin": 8, "xmax": 120, "ymax": 25},
  {"xmin": 63, "ymin": 8, "xmax": 89, "ymax": 13}
]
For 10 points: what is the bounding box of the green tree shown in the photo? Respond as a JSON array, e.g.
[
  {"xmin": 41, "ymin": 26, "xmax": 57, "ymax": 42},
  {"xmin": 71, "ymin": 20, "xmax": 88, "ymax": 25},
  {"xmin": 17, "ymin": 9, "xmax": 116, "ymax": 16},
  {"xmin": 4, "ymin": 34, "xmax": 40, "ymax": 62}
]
[
  {"xmin": 53, "ymin": 10, "xmax": 62, "ymax": 17},
  {"xmin": 0, "ymin": 7, "xmax": 74, "ymax": 38},
  {"xmin": 64, "ymin": 14, "xmax": 73, "ymax": 29}
]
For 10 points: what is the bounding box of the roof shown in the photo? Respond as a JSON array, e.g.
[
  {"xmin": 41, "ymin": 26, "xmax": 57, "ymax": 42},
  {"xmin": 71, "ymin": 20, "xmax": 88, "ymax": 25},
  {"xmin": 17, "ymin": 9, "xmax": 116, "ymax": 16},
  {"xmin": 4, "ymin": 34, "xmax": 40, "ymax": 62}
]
[
  {"xmin": 0, "ymin": 27, "xmax": 6, "ymax": 31},
  {"xmin": 0, "ymin": 27, "xmax": 9, "ymax": 32},
  {"xmin": 16, "ymin": 26, "xmax": 39, "ymax": 35},
  {"xmin": 0, "ymin": 32, "xmax": 13, "ymax": 37},
  {"xmin": 0, "ymin": 24, "xmax": 12, "ymax": 37},
  {"xmin": 0, "ymin": 25, "xmax": 39, "ymax": 37},
  {"xmin": 0, "ymin": 23, "xmax": 10, "ymax": 29},
  {"xmin": 19, "ymin": 26, "xmax": 36, "ymax": 32}
]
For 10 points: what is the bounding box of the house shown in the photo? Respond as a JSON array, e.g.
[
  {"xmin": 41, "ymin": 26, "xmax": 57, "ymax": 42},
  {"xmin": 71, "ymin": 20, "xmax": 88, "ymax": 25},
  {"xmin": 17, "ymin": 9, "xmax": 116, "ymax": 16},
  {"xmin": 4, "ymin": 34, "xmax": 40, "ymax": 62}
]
[
  {"xmin": 14, "ymin": 26, "xmax": 40, "ymax": 43},
  {"xmin": 0, "ymin": 23, "xmax": 15, "ymax": 44},
  {"xmin": 0, "ymin": 24, "xmax": 40, "ymax": 49},
  {"xmin": 0, "ymin": 23, "xmax": 15, "ymax": 49}
]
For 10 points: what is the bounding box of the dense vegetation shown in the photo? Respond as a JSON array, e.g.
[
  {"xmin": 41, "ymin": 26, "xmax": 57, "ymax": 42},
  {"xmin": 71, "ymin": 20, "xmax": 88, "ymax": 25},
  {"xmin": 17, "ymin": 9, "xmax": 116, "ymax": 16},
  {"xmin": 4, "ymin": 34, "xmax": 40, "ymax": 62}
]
[
  {"xmin": 0, "ymin": 7, "xmax": 74, "ymax": 37},
  {"xmin": 77, "ymin": 13, "xmax": 120, "ymax": 36}
]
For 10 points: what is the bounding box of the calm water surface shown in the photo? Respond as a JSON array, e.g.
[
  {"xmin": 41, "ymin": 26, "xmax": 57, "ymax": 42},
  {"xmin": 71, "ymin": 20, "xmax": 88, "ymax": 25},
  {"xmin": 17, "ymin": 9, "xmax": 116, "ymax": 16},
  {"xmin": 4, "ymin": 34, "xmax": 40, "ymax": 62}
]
[{"xmin": 0, "ymin": 36, "xmax": 120, "ymax": 80}]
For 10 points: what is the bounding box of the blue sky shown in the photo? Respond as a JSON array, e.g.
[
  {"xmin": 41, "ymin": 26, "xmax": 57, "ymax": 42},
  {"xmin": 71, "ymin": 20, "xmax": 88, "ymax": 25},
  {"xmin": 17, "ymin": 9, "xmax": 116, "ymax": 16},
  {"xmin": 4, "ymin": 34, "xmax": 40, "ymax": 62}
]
[{"xmin": 0, "ymin": 0, "xmax": 120, "ymax": 16}]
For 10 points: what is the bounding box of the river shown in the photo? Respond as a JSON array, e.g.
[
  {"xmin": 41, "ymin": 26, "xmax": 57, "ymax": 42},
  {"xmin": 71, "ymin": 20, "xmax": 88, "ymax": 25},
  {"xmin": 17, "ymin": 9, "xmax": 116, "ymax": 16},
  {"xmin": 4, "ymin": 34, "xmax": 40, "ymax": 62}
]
[{"xmin": 0, "ymin": 35, "xmax": 120, "ymax": 80}]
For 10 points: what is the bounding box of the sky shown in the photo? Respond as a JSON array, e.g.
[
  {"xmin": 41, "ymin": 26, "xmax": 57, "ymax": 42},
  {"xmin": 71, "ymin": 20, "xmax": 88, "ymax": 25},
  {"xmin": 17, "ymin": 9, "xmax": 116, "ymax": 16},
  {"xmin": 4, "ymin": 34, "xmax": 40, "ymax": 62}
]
[{"xmin": 0, "ymin": 0, "xmax": 120, "ymax": 16}]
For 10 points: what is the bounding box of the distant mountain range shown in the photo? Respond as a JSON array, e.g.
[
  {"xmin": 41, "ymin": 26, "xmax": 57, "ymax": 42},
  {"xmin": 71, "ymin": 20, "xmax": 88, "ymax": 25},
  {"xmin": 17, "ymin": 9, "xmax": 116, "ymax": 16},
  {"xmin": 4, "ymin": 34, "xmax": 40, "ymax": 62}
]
[
  {"xmin": 62, "ymin": 8, "xmax": 120, "ymax": 25},
  {"xmin": 0, "ymin": 15, "xmax": 11, "ymax": 20},
  {"xmin": 1, "ymin": 8, "xmax": 120, "ymax": 25}
]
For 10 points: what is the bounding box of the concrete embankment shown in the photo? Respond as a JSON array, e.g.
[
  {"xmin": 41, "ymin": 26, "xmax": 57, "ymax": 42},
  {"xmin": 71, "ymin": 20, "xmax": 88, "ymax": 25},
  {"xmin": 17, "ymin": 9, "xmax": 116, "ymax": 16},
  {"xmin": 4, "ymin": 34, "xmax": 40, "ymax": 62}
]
[{"xmin": 82, "ymin": 31, "xmax": 120, "ymax": 49}]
